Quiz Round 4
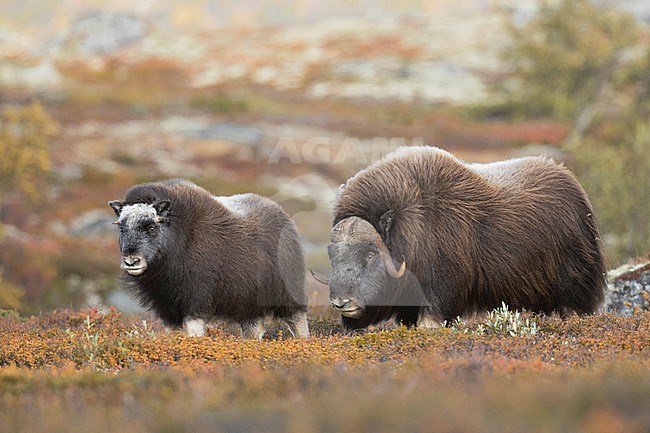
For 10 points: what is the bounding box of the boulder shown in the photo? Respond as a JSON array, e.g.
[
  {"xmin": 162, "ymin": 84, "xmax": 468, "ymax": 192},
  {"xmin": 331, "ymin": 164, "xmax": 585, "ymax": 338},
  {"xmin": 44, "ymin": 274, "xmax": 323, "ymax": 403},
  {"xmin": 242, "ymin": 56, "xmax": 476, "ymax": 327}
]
[
  {"xmin": 604, "ymin": 262, "xmax": 650, "ymax": 315},
  {"xmin": 60, "ymin": 11, "xmax": 147, "ymax": 56}
]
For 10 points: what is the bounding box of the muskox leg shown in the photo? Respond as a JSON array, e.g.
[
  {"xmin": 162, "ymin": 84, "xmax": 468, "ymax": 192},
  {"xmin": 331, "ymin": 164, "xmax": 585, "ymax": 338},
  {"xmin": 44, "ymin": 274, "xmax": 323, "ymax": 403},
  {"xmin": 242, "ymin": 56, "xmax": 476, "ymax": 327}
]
[
  {"xmin": 183, "ymin": 317, "xmax": 207, "ymax": 337},
  {"xmin": 559, "ymin": 305, "xmax": 580, "ymax": 318},
  {"xmin": 417, "ymin": 308, "xmax": 442, "ymax": 329},
  {"xmin": 240, "ymin": 318, "xmax": 266, "ymax": 340},
  {"xmin": 284, "ymin": 311, "xmax": 310, "ymax": 339}
]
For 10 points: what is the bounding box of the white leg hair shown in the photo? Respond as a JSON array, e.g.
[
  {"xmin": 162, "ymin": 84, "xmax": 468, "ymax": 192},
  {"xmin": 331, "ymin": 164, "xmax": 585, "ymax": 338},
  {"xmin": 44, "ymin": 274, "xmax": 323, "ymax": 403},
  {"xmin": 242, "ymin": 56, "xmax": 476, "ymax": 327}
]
[
  {"xmin": 417, "ymin": 309, "xmax": 442, "ymax": 329},
  {"xmin": 183, "ymin": 317, "xmax": 207, "ymax": 337},
  {"xmin": 240, "ymin": 318, "xmax": 266, "ymax": 340},
  {"xmin": 284, "ymin": 311, "xmax": 310, "ymax": 339}
]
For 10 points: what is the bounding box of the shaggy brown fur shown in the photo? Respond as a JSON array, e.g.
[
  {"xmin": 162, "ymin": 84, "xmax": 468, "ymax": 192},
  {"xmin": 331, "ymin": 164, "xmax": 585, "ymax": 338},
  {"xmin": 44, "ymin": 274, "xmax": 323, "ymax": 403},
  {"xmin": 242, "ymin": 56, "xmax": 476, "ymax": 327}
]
[
  {"xmin": 110, "ymin": 179, "xmax": 308, "ymax": 338},
  {"xmin": 332, "ymin": 146, "xmax": 606, "ymax": 328}
]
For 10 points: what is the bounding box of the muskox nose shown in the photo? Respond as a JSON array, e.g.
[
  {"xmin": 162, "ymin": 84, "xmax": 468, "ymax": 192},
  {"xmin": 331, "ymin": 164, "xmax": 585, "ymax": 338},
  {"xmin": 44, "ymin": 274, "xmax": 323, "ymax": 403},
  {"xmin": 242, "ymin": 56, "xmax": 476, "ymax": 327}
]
[
  {"xmin": 122, "ymin": 256, "xmax": 141, "ymax": 267},
  {"xmin": 330, "ymin": 297, "xmax": 352, "ymax": 309},
  {"xmin": 330, "ymin": 296, "xmax": 362, "ymax": 318}
]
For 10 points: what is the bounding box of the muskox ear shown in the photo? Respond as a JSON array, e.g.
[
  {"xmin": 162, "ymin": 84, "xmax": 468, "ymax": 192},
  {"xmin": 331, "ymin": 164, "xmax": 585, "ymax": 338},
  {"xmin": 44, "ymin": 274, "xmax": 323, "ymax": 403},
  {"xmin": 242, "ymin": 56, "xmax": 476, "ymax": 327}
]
[
  {"xmin": 379, "ymin": 210, "xmax": 395, "ymax": 242},
  {"xmin": 154, "ymin": 200, "xmax": 171, "ymax": 217},
  {"xmin": 108, "ymin": 200, "xmax": 124, "ymax": 217}
]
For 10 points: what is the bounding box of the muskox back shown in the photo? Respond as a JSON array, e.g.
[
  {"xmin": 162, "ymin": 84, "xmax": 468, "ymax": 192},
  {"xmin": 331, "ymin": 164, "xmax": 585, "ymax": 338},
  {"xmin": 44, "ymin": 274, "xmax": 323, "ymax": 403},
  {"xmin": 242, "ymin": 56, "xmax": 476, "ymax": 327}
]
[
  {"xmin": 332, "ymin": 146, "xmax": 605, "ymax": 325},
  {"xmin": 214, "ymin": 193, "xmax": 307, "ymax": 312}
]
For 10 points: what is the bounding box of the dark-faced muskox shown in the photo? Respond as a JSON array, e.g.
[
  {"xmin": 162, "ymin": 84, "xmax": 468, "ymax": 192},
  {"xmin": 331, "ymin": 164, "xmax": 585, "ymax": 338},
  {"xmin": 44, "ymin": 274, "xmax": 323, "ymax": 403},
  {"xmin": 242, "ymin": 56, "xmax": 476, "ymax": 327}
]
[
  {"xmin": 109, "ymin": 179, "xmax": 309, "ymax": 339},
  {"xmin": 318, "ymin": 146, "xmax": 605, "ymax": 331}
]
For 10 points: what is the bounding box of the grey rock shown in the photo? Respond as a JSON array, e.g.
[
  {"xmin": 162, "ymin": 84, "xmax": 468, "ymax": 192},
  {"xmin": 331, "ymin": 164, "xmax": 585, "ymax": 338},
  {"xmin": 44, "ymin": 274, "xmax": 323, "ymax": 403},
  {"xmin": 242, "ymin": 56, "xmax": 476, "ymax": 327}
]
[
  {"xmin": 184, "ymin": 122, "xmax": 264, "ymax": 146},
  {"xmin": 62, "ymin": 11, "xmax": 147, "ymax": 56},
  {"xmin": 68, "ymin": 209, "xmax": 116, "ymax": 237},
  {"xmin": 603, "ymin": 262, "xmax": 650, "ymax": 315},
  {"xmin": 617, "ymin": 0, "xmax": 650, "ymax": 24},
  {"xmin": 107, "ymin": 289, "xmax": 146, "ymax": 313}
]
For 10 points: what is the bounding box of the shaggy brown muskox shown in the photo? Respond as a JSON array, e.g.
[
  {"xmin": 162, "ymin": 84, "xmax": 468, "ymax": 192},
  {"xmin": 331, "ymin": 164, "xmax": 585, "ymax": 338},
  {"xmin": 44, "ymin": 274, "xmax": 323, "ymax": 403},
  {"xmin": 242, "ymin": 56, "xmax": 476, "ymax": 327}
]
[
  {"xmin": 319, "ymin": 146, "xmax": 605, "ymax": 331},
  {"xmin": 109, "ymin": 179, "xmax": 309, "ymax": 339}
]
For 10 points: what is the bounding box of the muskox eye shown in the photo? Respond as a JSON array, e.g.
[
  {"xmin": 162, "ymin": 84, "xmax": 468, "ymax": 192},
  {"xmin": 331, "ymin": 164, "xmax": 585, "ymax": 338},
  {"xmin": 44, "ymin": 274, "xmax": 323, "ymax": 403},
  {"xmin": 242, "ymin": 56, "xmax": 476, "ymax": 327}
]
[{"xmin": 366, "ymin": 252, "xmax": 375, "ymax": 260}]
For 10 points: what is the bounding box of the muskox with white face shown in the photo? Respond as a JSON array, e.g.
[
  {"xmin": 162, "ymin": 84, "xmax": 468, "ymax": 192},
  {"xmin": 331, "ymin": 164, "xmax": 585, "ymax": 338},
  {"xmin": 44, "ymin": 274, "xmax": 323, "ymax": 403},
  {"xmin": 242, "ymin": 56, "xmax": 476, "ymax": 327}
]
[
  {"xmin": 320, "ymin": 146, "xmax": 606, "ymax": 331},
  {"xmin": 109, "ymin": 179, "xmax": 309, "ymax": 339}
]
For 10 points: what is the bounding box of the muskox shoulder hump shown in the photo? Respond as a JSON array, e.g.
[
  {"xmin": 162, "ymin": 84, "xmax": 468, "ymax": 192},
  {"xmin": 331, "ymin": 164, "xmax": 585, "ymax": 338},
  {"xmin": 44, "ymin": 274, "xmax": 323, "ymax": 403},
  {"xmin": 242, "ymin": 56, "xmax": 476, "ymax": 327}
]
[
  {"xmin": 465, "ymin": 155, "xmax": 575, "ymax": 193},
  {"xmin": 215, "ymin": 193, "xmax": 282, "ymax": 218},
  {"xmin": 385, "ymin": 145, "xmax": 460, "ymax": 163}
]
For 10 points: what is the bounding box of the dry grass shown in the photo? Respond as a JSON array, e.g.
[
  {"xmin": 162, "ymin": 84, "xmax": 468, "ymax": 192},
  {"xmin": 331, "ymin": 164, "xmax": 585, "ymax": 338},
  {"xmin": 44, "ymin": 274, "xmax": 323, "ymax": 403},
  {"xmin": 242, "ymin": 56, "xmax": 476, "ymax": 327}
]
[{"xmin": 0, "ymin": 308, "xmax": 648, "ymax": 432}]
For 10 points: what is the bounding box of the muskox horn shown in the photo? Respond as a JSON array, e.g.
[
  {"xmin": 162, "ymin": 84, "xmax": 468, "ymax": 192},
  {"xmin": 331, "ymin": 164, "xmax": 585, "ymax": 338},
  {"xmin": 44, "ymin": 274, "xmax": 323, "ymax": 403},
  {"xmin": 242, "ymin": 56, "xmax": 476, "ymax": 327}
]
[
  {"xmin": 380, "ymin": 251, "xmax": 406, "ymax": 279},
  {"xmin": 310, "ymin": 269, "xmax": 330, "ymax": 285}
]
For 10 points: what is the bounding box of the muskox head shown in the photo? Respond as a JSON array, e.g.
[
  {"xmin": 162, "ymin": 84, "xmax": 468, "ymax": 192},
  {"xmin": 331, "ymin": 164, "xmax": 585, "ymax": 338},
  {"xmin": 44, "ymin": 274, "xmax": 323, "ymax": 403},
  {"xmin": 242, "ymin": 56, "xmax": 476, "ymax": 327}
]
[
  {"xmin": 320, "ymin": 214, "xmax": 406, "ymax": 318},
  {"xmin": 108, "ymin": 200, "xmax": 171, "ymax": 276}
]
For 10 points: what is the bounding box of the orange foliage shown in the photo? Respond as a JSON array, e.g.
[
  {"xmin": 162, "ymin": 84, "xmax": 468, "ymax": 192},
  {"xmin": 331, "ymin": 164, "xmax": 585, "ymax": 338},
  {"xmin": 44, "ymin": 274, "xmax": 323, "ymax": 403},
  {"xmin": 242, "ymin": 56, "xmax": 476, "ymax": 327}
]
[
  {"xmin": 0, "ymin": 309, "xmax": 649, "ymax": 432},
  {"xmin": 0, "ymin": 309, "xmax": 647, "ymax": 372}
]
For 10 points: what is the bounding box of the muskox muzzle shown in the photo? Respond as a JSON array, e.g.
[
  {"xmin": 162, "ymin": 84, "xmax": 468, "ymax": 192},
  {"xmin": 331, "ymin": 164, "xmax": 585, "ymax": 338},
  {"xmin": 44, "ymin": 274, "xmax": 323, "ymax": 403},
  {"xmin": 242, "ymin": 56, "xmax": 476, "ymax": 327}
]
[
  {"xmin": 121, "ymin": 255, "xmax": 147, "ymax": 276},
  {"xmin": 329, "ymin": 296, "xmax": 363, "ymax": 318}
]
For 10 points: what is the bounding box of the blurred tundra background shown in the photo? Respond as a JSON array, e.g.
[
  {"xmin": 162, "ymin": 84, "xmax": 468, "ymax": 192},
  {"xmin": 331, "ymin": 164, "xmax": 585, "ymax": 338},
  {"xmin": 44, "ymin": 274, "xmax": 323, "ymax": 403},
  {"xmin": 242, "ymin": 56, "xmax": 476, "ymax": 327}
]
[{"xmin": 1, "ymin": 0, "xmax": 649, "ymax": 314}]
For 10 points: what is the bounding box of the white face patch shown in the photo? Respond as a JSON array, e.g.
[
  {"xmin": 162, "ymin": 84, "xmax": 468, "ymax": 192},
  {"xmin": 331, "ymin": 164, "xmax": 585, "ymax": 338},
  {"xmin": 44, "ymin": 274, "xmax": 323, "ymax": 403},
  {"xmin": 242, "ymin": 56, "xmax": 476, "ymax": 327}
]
[{"xmin": 118, "ymin": 203, "xmax": 158, "ymax": 230}]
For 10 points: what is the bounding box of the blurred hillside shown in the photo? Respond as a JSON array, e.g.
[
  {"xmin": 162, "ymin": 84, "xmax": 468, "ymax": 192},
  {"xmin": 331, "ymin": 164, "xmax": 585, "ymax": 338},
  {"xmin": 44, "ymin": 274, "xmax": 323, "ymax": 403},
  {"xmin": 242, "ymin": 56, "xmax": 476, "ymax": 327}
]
[
  {"xmin": 1, "ymin": 0, "xmax": 649, "ymax": 313},
  {"xmin": 2, "ymin": 1, "xmax": 524, "ymax": 100},
  {"xmin": 3, "ymin": 0, "xmax": 650, "ymax": 32}
]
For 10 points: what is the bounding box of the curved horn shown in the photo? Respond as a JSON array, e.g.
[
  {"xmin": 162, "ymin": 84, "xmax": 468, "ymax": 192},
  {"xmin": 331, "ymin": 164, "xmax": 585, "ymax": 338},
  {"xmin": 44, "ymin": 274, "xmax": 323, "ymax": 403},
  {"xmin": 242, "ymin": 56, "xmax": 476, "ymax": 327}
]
[
  {"xmin": 310, "ymin": 269, "xmax": 330, "ymax": 285},
  {"xmin": 380, "ymin": 251, "xmax": 406, "ymax": 279}
]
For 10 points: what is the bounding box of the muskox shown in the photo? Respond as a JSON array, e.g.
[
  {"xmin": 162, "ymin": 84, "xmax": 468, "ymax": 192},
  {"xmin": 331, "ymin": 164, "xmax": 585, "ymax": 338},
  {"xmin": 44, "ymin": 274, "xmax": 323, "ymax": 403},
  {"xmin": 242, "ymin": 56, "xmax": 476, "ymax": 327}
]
[
  {"xmin": 109, "ymin": 179, "xmax": 309, "ymax": 339},
  {"xmin": 319, "ymin": 146, "xmax": 606, "ymax": 331}
]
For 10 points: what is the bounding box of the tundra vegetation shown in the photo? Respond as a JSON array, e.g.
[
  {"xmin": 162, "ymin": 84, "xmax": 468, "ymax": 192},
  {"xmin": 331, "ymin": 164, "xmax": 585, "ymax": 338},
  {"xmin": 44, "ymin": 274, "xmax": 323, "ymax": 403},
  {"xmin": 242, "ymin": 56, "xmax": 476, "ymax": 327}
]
[
  {"xmin": 0, "ymin": 102, "xmax": 57, "ymax": 309},
  {"xmin": 0, "ymin": 308, "xmax": 649, "ymax": 432}
]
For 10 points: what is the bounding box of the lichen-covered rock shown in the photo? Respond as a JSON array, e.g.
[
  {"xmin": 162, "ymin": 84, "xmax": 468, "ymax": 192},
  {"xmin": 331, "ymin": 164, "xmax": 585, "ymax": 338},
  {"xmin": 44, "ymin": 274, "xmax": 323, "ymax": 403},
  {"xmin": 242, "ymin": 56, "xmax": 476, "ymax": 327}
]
[{"xmin": 603, "ymin": 262, "xmax": 650, "ymax": 315}]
